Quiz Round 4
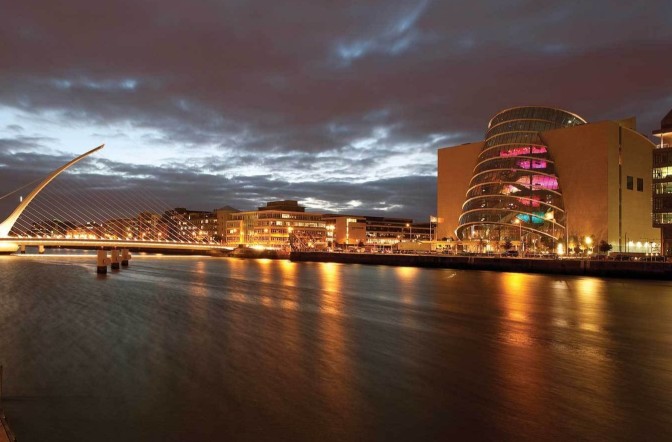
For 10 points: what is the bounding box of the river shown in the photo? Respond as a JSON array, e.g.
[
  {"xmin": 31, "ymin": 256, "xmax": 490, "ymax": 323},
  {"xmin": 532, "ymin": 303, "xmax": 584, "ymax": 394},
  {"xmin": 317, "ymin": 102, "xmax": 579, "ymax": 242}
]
[{"xmin": 1, "ymin": 255, "xmax": 671, "ymax": 441}]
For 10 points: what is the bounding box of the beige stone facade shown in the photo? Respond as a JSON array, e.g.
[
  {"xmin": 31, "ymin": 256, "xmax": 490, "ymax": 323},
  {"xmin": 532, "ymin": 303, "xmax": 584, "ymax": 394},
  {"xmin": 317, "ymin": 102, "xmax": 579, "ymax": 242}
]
[
  {"xmin": 437, "ymin": 114, "xmax": 659, "ymax": 253},
  {"xmin": 436, "ymin": 142, "xmax": 482, "ymax": 240}
]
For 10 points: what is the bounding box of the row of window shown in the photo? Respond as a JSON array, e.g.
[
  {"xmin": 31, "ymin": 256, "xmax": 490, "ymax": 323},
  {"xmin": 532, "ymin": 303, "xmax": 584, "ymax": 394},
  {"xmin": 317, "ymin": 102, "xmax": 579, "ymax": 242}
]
[
  {"xmin": 626, "ymin": 176, "xmax": 644, "ymax": 192},
  {"xmin": 653, "ymin": 213, "xmax": 672, "ymax": 225},
  {"xmin": 256, "ymin": 213, "xmax": 323, "ymax": 221},
  {"xmin": 653, "ymin": 166, "xmax": 672, "ymax": 180},
  {"xmin": 485, "ymin": 131, "xmax": 543, "ymax": 149},
  {"xmin": 486, "ymin": 120, "xmax": 558, "ymax": 139},
  {"xmin": 653, "ymin": 198, "xmax": 672, "ymax": 210},
  {"xmin": 227, "ymin": 221, "xmax": 324, "ymax": 228},
  {"xmin": 653, "ymin": 150, "xmax": 672, "ymax": 166},
  {"xmin": 654, "ymin": 183, "xmax": 672, "ymax": 194},
  {"xmin": 489, "ymin": 107, "xmax": 584, "ymax": 129},
  {"xmin": 473, "ymin": 157, "xmax": 554, "ymax": 176},
  {"xmin": 479, "ymin": 144, "xmax": 548, "ymax": 161}
]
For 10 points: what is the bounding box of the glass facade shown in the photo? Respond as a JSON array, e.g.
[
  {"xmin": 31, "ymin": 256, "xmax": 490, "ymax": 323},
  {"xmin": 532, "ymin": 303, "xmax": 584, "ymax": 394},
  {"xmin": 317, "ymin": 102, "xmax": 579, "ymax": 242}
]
[
  {"xmin": 652, "ymin": 108, "xmax": 672, "ymax": 256},
  {"xmin": 456, "ymin": 106, "xmax": 586, "ymax": 246}
]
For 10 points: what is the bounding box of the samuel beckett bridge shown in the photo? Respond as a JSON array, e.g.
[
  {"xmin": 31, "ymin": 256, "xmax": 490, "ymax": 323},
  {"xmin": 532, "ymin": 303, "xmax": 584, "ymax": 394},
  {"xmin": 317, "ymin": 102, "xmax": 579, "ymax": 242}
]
[{"xmin": 0, "ymin": 145, "xmax": 232, "ymax": 254}]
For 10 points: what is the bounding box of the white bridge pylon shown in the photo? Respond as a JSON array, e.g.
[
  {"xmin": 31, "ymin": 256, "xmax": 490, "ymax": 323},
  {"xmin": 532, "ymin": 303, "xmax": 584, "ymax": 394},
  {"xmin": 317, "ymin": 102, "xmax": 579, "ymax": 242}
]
[
  {"xmin": 0, "ymin": 144, "xmax": 104, "ymax": 238},
  {"xmin": 0, "ymin": 145, "xmax": 232, "ymax": 253}
]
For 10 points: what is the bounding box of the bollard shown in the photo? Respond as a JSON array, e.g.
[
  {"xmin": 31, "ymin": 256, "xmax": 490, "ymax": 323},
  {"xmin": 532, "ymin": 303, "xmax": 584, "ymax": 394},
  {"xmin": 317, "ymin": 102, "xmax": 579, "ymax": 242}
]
[
  {"xmin": 97, "ymin": 250, "xmax": 111, "ymax": 274},
  {"xmin": 110, "ymin": 249, "xmax": 121, "ymax": 270},
  {"xmin": 121, "ymin": 248, "xmax": 131, "ymax": 267}
]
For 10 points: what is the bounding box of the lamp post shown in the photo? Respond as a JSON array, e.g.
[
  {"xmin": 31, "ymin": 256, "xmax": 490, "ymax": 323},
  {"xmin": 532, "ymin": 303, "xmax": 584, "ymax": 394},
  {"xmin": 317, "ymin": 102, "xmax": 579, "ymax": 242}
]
[
  {"xmin": 585, "ymin": 236, "xmax": 593, "ymax": 258},
  {"xmin": 406, "ymin": 223, "xmax": 413, "ymax": 242},
  {"xmin": 544, "ymin": 211, "xmax": 555, "ymax": 253},
  {"xmin": 513, "ymin": 218, "xmax": 522, "ymax": 253}
]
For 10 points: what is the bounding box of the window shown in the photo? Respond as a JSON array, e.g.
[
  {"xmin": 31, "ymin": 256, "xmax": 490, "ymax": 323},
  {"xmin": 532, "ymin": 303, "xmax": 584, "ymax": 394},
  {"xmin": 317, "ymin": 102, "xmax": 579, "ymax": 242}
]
[
  {"xmin": 637, "ymin": 178, "xmax": 643, "ymax": 192},
  {"xmin": 627, "ymin": 176, "xmax": 633, "ymax": 190}
]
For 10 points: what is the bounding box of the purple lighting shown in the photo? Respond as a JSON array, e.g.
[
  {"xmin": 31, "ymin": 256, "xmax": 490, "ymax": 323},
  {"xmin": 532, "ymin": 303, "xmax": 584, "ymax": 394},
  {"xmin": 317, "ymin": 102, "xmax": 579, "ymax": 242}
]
[
  {"xmin": 516, "ymin": 159, "xmax": 548, "ymax": 169},
  {"xmin": 500, "ymin": 146, "xmax": 548, "ymax": 157},
  {"xmin": 515, "ymin": 175, "xmax": 559, "ymax": 190}
]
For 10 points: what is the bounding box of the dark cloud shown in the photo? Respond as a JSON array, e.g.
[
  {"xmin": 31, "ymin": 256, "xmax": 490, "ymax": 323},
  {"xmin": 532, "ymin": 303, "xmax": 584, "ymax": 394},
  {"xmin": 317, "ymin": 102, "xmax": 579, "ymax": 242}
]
[
  {"xmin": 0, "ymin": 147, "xmax": 436, "ymax": 225},
  {"xmin": 1, "ymin": 0, "xmax": 671, "ymax": 223}
]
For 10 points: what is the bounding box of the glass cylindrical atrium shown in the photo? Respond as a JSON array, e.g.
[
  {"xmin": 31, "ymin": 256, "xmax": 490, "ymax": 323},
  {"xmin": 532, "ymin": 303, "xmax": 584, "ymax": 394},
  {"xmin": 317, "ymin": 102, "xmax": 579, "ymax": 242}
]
[{"xmin": 456, "ymin": 106, "xmax": 586, "ymax": 248}]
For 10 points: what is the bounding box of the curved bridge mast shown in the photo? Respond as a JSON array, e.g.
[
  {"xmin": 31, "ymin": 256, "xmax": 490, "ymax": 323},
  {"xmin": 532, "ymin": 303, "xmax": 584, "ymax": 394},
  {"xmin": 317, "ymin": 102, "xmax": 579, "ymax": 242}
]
[{"xmin": 0, "ymin": 144, "xmax": 104, "ymax": 238}]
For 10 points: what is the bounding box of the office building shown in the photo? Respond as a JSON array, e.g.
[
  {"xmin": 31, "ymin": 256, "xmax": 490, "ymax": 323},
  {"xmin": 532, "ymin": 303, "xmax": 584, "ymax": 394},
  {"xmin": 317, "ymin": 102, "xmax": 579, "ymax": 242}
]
[
  {"xmin": 322, "ymin": 215, "xmax": 431, "ymax": 247},
  {"xmin": 225, "ymin": 200, "xmax": 326, "ymax": 249},
  {"xmin": 652, "ymin": 108, "xmax": 672, "ymax": 255}
]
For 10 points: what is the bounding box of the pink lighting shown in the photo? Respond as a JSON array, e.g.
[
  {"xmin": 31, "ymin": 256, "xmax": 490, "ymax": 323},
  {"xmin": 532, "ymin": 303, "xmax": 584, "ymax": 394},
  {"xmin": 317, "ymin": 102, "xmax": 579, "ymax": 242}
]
[
  {"xmin": 515, "ymin": 175, "xmax": 559, "ymax": 190},
  {"xmin": 500, "ymin": 146, "xmax": 548, "ymax": 157},
  {"xmin": 516, "ymin": 159, "xmax": 548, "ymax": 169}
]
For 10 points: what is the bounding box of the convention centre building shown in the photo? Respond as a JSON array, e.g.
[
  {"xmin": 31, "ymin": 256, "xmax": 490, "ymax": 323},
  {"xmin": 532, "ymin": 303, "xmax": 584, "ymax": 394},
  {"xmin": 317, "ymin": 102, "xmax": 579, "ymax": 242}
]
[{"xmin": 437, "ymin": 106, "xmax": 659, "ymax": 254}]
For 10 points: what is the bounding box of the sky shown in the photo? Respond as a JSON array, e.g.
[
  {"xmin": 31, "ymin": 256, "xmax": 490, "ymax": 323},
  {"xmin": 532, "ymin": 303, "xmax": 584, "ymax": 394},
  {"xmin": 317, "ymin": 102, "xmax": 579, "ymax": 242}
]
[{"xmin": 1, "ymin": 0, "xmax": 672, "ymax": 222}]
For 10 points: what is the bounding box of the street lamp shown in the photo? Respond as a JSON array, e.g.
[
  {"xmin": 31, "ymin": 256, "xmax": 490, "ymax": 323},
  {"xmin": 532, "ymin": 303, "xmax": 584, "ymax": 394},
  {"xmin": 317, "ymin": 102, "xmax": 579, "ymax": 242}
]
[
  {"xmin": 585, "ymin": 236, "xmax": 593, "ymax": 256},
  {"xmin": 406, "ymin": 223, "xmax": 412, "ymax": 242},
  {"xmin": 544, "ymin": 211, "xmax": 555, "ymax": 252},
  {"xmin": 513, "ymin": 218, "xmax": 522, "ymax": 252}
]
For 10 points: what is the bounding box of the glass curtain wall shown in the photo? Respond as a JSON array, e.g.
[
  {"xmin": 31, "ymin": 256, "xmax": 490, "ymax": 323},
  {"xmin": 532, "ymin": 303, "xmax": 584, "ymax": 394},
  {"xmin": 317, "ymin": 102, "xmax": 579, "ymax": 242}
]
[{"xmin": 456, "ymin": 106, "xmax": 586, "ymax": 249}]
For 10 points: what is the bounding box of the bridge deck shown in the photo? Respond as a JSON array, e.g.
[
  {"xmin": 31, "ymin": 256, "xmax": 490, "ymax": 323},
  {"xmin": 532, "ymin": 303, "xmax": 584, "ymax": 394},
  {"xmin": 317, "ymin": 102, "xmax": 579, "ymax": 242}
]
[{"xmin": 0, "ymin": 237, "xmax": 234, "ymax": 252}]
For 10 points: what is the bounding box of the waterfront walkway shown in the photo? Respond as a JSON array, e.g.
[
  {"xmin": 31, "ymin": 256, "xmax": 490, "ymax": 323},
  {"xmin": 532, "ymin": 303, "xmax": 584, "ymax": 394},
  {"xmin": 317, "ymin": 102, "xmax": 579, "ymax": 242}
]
[
  {"xmin": 290, "ymin": 251, "xmax": 672, "ymax": 279},
  {"xmin": 0, "ymin": 366, "xmax": 15, "ymax": 442}
]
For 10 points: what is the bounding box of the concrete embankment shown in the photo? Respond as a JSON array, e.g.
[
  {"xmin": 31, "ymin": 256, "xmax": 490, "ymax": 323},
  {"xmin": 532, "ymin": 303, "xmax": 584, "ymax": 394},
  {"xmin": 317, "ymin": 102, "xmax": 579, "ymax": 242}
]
[
  {"xmin": 1, "ymin": 366, "xmax": 15, "ymax": 442},
  {"xmin": 290, "ymin": 252, "xmax": 672, "ymax": 280}
]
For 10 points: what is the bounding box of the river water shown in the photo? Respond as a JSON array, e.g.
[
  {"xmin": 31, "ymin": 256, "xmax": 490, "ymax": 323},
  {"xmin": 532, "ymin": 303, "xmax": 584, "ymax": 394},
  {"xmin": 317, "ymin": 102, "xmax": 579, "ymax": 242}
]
[{"xmin": 0, "ymin": 255, "xmax": 671, "ymax": 441}]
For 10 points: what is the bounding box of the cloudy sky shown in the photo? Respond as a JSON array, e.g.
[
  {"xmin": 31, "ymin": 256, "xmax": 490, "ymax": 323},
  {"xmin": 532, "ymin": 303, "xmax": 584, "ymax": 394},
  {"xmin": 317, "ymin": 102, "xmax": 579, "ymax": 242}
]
[{"xmin": 1, "ymin": 0, "xmax": 671, "ymax": 222}]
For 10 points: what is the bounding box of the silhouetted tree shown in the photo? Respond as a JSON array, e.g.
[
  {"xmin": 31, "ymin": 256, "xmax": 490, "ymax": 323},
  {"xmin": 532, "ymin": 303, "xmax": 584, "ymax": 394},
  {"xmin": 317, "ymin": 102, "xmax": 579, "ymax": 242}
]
[{"xmin": 598, "ymin": 240, "xmax": 613, "ymax": 254}]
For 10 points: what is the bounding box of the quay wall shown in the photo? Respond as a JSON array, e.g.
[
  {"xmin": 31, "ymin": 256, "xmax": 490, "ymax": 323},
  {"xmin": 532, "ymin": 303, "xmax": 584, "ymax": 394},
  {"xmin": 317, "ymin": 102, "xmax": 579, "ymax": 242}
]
[{"xmin": 290, "ymin": 252, "xmax": 672, "ymax": 280}]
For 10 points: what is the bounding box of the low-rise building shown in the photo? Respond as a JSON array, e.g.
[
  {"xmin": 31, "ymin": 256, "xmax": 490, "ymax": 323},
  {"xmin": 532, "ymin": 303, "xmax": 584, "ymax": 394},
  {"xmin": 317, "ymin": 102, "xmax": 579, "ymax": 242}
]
[
  {"xmin": 225, "ymin": 200, "xmax": 326, "ymax": 249},
  {"xmin": 103, "ymin": 217, "xmax": 137, "ymax": 240},
  {"xmin": 322, "ymin": 215, "xmax": 431, "ymax": 247},
  {"xmin": 164, "ymin": 208, "xmax": 218, "ymax": 242}
]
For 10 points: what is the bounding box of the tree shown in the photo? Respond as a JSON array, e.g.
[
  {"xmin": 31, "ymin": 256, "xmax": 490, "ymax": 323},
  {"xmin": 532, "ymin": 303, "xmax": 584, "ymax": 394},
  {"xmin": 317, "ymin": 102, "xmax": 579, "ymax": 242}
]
[
  {"xmin": 598, "ymin": 240, "xmax": 613, "ymax": 254},
  {"xmin": 573, "ymin": 245, "xmax": 582, "ymax": 255},
  {"xmin": 503, "ymin": 240, "xmax": 513, "ymax": 251}
]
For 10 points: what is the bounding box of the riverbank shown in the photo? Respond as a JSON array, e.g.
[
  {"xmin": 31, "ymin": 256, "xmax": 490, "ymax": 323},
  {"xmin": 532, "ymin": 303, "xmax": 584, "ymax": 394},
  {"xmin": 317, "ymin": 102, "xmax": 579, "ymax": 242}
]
[
  {"xmin": 290, "ymin": 251, "xmax": 672, "ymax": 280},
  {"xmin": 1, "ymin": 366, "xmax": 15, "ymax": 442}
]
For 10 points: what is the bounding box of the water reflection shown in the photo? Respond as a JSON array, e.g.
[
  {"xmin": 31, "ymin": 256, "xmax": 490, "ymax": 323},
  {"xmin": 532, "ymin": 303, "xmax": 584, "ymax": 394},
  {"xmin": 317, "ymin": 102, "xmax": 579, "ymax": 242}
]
[
  {"xmin": 575, "ymin": 278, "xmax": 605, "ymax": 333},
  {"xmin": 318, "ymin": 262, "xmax": 342, "ymax": 315},
  {"xmin": 493, "ymin": 273, "xmax": 618, "ymax": 438},
  {"xmin": 315, "ymin": 262, "xmax": 357, "ymax": 435},
  {"xmin": 394, "ymin": 266, "xmax": 419, "ymax": 305},
  {"xmin": 1, "ymin": 257, "xmax": 672, "ymax": 440},
  {"xmin": 494, "ymin": 273, "xmax": 548, "ymax": 435}
]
